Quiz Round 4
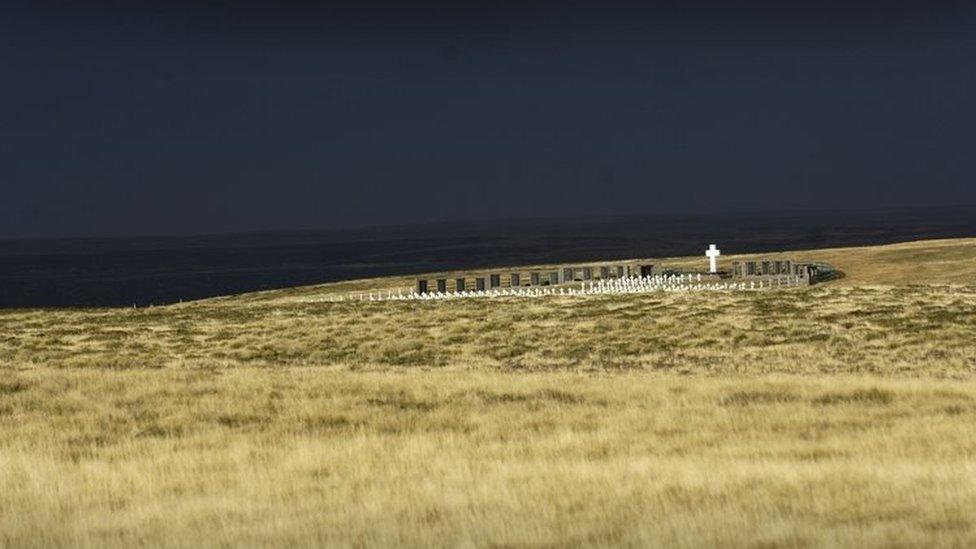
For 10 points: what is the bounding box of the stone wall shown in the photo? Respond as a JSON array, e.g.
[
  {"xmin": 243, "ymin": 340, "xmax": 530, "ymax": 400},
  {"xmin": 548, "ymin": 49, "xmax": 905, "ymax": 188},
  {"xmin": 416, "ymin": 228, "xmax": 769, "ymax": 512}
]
[
  {"xmin": 731, "ymin": 259, "xmax": 812, "ymax": 284},
  {"xmin": 416, "ymin": 262, "xmax": 655, "ymax": 293}
]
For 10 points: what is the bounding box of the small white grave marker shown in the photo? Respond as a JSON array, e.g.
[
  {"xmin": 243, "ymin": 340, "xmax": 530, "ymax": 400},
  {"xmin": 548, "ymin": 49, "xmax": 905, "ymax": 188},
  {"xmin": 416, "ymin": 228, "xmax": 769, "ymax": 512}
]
[{"xmin": 705, "ymin": 244, "xmax": 721, "ymax": 273}]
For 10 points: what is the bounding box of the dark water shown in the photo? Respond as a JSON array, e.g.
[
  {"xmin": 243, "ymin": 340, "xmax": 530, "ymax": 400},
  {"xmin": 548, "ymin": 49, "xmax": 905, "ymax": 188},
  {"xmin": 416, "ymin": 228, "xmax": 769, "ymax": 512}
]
[{"xmin": 1, "ymin": 206, "xmax": 974, "ymax": 308}]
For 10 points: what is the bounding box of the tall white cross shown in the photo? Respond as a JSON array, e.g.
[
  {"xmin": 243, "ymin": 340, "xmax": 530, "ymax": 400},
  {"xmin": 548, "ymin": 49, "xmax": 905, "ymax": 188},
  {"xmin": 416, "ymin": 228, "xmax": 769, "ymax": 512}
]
[{"xmin": 705, "ymin": 244, "xmax": 721, "ymax": 273}]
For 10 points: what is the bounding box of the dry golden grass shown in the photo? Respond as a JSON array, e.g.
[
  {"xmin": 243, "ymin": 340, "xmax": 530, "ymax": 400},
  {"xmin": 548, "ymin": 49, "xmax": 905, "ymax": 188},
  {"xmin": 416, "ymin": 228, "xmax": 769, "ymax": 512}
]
[
  {"xmin": 1, "ymin": 237, "xmax": 975, "ymax": 547},
  {"xmin": 3, "ymin": 371, "xmax": 976, "ymax": 547}
]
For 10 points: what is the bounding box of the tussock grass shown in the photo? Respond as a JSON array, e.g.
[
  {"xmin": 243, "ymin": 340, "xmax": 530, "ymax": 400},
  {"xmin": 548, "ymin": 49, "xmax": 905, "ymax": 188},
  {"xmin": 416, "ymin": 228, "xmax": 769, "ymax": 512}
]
[
  {"xmin": 3, "ymin": 284, "xmax": 974, "ymax": 376},
  {"xmin": 2, "ymin": 371, "xmax": 976, "ymax": 547},
  {"xmin": 812, "ymin": 387, "xmax": 895, "ymax": 406},
  {"xmin": 1, "ymin": 237, "xmax": 975, "ymax": 547}
]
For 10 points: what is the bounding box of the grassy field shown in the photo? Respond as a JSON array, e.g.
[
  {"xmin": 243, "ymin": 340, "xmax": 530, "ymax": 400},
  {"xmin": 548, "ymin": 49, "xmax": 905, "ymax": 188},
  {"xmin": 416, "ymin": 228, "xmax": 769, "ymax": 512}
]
[{"xmin": 1, "ymin": 237, "xmax": 975, "ymax": 547}]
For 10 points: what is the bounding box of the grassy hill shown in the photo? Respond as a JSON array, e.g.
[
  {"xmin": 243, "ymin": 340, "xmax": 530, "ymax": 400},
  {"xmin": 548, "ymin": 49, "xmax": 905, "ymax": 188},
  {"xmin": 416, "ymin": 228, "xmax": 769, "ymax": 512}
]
[
  {"xmin": 1, "ymin": 237, "xmax": 975, "ymax": 547},
  {"xmin": 214, "ymin": 236, "xmax": 976, "ymax": 302}
]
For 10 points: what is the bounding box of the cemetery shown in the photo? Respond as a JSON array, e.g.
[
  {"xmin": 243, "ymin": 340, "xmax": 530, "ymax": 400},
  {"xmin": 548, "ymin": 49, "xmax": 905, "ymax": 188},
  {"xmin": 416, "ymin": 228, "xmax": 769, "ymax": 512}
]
[{"xmin": 341, "ymin": 244, "xmax": 832, "ymax": 302}]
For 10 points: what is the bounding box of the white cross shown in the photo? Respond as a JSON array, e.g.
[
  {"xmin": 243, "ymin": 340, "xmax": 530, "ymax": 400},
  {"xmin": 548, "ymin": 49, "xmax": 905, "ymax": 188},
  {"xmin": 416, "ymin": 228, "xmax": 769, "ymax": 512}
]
[{"xmin": 705, "ymin": 244, "xmax": 720, "ymax": 273}]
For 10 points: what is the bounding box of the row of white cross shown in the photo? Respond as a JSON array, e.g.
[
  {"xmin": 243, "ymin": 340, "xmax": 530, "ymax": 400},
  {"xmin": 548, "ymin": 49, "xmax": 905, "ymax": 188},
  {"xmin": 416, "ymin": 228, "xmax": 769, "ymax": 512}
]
[{"xmin": 337, "ymin": 273, "xmax": 806, "ymax": 302}]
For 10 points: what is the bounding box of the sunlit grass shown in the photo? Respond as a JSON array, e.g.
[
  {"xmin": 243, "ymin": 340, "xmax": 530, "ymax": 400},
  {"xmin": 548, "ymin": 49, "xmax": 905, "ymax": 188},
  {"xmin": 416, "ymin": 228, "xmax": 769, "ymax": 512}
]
[{"xmin": 2, "ymin": 370, "xmax": 976, "ymax": 547}]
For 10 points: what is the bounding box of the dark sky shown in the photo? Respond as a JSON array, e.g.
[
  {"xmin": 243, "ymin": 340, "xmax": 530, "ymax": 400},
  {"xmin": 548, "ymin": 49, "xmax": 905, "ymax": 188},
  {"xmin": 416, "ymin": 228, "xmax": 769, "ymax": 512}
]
[{"xmin": 2, "ymin": 1, "xmax": 975, "ymax": 238}]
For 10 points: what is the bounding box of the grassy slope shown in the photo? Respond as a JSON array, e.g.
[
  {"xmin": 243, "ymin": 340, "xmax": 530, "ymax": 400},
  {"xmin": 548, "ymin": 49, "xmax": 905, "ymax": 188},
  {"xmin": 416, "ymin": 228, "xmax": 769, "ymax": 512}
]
[{"xmin": 1, "ymin": 237, "xmax": 976, "ymax": 547}]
